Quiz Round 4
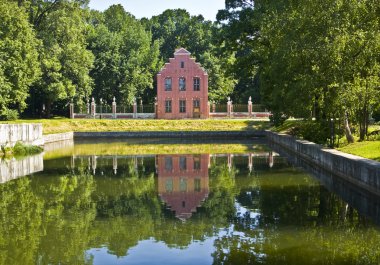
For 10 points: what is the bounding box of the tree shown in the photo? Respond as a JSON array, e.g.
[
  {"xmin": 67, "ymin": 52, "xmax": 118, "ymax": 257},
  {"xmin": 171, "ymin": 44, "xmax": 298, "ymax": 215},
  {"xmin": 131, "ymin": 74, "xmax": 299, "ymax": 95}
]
[
  {"xmin": 88, "ymin": 5, "xmax": 161, "ymax": 105},
  {"xmin": 147, "ymin": 9, "xmax": 237, "ymax": 103},
  {"xmin": 30, "ymin": 1, "xmax": 94, "ymax": 117},
  {"xmin": 218, "ymin": 0, "xmax": 380, "ymax": 143},
  {"xmin": 0, "ymin": 0, "xmax": 40, "ymax": 119}
]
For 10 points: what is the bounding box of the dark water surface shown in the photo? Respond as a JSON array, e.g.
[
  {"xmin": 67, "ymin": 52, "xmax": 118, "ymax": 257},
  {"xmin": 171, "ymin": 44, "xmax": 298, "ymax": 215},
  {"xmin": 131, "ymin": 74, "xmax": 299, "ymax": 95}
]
[{"xmin": 1, "ymin": 139, "xmax": 380, "ymax": 265}]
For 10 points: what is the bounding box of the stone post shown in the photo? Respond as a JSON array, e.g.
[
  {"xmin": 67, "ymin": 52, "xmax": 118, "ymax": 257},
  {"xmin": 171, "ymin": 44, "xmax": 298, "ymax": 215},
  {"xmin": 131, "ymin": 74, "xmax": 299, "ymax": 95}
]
[
  {"xmin": 227, "ymin": 97, "xmax": 232, "ymax": 118},
  {"xmin": 91, "ymin": 97, "xmax": 96, "ymax": 118},
  {"xmin": 154, "ymin": 97, "xmax": 158, "ymax": 119},
  {"xmin": 133, "ymin": 98, "xmax": 137, "ymax": 118},
  {"xmin": 69, "ymin": 100, "xmax": 74, "ymax": 119},
  {"xmin": 212, "ymin": 101, "xmax": 216, "ymax": 113},
  {"xmin": 112, "ymin": 97, "xmax": 117, "ymax": 119},
  {"xmin": 248, "ymin": 96, "xmax": 253, "ymax": 118},
  {"xmin": 86, "ymin": 99, "xmax": 90, "ymax": 115}
]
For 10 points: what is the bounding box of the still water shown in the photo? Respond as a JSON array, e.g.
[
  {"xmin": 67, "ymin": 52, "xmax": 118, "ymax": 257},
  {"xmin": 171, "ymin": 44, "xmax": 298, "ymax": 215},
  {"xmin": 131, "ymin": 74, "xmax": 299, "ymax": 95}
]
[{"xmin": 1, "ymin": 139, "xmax": 380, "ymax": 265}]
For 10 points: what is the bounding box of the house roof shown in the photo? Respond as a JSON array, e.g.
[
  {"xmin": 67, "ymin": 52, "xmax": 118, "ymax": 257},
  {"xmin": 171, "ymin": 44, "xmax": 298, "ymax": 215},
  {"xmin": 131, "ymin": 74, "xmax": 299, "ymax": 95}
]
[{"xmin": 174, "ymin": 48, "xmax": 191, "ymax": 55}]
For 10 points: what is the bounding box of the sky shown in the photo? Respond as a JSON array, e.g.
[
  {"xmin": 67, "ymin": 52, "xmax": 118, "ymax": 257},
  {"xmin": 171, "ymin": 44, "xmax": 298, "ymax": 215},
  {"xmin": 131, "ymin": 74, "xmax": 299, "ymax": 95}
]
[{"xmin": 88, "ymin": 0, "xmax": 226, "ymax": 21}]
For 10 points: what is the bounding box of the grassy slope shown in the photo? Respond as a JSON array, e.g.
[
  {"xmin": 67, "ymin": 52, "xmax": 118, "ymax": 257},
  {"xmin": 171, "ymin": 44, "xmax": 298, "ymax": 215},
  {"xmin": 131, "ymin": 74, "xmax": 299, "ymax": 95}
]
[
  {"xmin": 275, "ymin": 120, "xmax": 380, "ymax": 162},
  {"xmin": 3, "ymin": 118, "xmax": 270, "ymax": 134},
  {"xmin": 3, "ymin": 118, "xmax": 379, "ymax": 162},
  {"xmin": 338, "ymin": 141, "xmax": 380, "ymax": 162}
]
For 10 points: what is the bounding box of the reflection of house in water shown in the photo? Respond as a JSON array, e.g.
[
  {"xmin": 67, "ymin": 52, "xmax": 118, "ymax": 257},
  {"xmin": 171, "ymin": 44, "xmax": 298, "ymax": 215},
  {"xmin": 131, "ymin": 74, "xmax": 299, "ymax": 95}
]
[{"xmin": 156, "ymin": 154, "xmax": 210, "ymax": 221}]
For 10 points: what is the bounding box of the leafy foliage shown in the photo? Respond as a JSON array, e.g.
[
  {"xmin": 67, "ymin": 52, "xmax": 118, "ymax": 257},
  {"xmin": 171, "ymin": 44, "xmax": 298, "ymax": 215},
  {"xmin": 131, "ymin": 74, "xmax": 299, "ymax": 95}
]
[
  {"xmin": 0, "ymin": 0, "xmax": 40, "ymax": 117},
  {"xmin": 218, "ymin": 0, "xmax": 380, "ymax": 142}
]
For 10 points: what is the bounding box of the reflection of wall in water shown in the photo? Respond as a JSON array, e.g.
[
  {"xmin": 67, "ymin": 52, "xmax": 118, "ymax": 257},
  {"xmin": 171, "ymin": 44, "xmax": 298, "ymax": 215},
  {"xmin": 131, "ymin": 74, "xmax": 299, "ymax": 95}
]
[
  {"xmin": 157, "ymin": 154, "xmax": 210, "ymax": 221},
  {"xmin": 0, "ymin": 154, "xmax": 44, "ymax": 183}
]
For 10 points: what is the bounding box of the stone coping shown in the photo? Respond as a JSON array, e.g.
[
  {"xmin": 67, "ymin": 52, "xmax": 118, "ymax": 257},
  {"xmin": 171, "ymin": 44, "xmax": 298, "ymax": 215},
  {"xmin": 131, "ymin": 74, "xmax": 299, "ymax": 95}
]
[{"xmin": 74, "ymin": 130, "xmax": 266, "ymax": 138}]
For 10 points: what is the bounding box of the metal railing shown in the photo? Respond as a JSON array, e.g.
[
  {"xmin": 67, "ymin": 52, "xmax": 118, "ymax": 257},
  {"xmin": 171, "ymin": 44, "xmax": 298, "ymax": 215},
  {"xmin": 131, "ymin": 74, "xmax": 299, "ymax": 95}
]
[
  {"xmin": 116, "ymin": 105, "xmax": 133, "ymax": 113},
  {"xmin": 233, "ymin": 104, "xmax": 248, "ymax": 112},
  {"xmin": 137, "ymin": 104, "xmax": 155, "ymax": 113},
  {"xmin": 96, "ymin": 104, "xmax": 111, "ymax": 114},
  {"xmin": 214, "ymin": 104, "xmax": 227, "ymax": 113},
  {"xmin": 252, "ymin": 104, "xmax": 266, "ymax": 112}
]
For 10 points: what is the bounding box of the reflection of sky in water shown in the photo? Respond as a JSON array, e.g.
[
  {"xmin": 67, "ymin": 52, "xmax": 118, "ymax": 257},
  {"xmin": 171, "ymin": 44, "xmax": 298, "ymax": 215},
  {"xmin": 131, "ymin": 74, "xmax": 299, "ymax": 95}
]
[{"xmin": 87, "ymin": 238, "xmax": 216, "ymax": 265}]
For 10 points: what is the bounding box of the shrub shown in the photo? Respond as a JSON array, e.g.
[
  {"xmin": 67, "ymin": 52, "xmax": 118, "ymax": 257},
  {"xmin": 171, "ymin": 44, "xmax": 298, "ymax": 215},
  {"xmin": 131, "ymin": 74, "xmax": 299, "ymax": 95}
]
[
  {"xmin": 373, "ymin": 109, "xmax": 380, "ymax": 122},
  {"xmin": 269, "ymin": 112, "xmax": 288, "ymax": 126},
  {"xmin": 0, "ymin": 109, "xmax": 19, "ymax": 121},
  {"xmin": 298, "ymin": 121, "xmax": 330, "ymax": 145},
  {"xmin": 12, "ymin": 141, "xmax": 43, "ymax": 156}
]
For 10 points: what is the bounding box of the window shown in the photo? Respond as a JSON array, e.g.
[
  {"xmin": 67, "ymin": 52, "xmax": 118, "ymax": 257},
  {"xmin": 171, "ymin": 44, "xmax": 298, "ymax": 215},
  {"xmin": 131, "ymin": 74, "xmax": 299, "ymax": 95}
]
[
  {"xmin": 179, "ymin": 77, "xmax": 186, "ymax": 91},
  {"xmin": 193, "ymin": 77, "xmax": 200, "ymax": 91},
  {"xmin": 180, "ymin": 178, "xmax": 187, "ymax": 192},
  {"xmin": 166, "ymin": 179, "xmax": 173, "ymax": 192},
  {"xmin": 193, "ymin": 155, "xmax": 201, "ymax": 170},
  {"xmin": 165, "ymin": 157, "xmax": 173, "ymax": 171},
  {"xmin": 181, "ymin": 61, "xmax": 185, "ymax": 68},
  {"xmin": 194, "ymin": 179, "xmax": 201, "ymax": 192},
  {"xmin": 179, "ymin": 100, "xmax": 186, "ymax": 113},
  {"xmin": 165, "ymin": 100, "xmax": 172, "ymax": 113},
  {"xmin": 179, "ymin": 156, "xmax": 187, "ymax": 170},
  {"xmin": 165, "ymin": 78, "xmax": 172, "ymax": 91},
  {"xmin": 193, "ymin": 99, "xmax": 200, "ymax": 109}
]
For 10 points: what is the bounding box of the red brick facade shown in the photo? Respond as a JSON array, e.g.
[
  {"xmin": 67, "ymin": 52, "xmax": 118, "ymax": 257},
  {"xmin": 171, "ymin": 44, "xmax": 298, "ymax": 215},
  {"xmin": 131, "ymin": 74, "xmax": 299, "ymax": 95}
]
[{"xmin": 157, "ymin": 48, "xmax": 209, "ymax": 119}]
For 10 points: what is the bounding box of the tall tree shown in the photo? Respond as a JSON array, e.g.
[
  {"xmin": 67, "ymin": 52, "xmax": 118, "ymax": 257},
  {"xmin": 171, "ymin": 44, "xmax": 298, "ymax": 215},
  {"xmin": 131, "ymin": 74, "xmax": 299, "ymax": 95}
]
[
  {"xmin": 0, "ymin": 0, "xmax": 40, "ymax": 119},
  {"xmin": 146, "ymin": 9, "xmax": 237, "ymax": 103},
  {"xmin": 88, "ymin": 5, "xmax": 161, "ymax": 105},
  {"xmin": 30, "ymin": 1, "xmax": 94, "ymax": 117}
]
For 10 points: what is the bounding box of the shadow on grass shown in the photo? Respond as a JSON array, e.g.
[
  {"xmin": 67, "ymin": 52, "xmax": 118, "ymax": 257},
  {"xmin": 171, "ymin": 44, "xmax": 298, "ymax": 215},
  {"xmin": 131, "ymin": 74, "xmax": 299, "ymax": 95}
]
[{"xmin": 243, "ymin": 120, "xmax": 271, "ymax": 131}]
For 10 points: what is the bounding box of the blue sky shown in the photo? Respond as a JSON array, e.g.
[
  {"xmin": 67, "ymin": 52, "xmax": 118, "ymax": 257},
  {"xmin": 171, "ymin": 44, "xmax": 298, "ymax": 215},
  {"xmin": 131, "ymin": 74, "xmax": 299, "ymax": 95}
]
[{"xmin": 88, "ymin": 0, "xmax": 225, "ymax": 21}]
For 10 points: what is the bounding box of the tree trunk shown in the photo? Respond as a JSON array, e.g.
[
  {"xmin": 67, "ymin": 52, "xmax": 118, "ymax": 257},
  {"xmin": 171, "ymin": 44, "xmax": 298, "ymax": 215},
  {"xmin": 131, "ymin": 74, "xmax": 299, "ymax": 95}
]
[
  {"xmin": 344, "ymin": 111, "xmax": 355, "ymax": 143},
  {"xmin": 45, "ymin": 99, "xmax": 52, "ymax": 118}
]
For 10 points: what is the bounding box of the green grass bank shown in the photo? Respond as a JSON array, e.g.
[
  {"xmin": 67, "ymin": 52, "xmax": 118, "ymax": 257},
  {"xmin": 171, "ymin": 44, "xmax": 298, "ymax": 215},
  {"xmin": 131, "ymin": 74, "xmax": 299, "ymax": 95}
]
[{"xmin": 4, "ymin": 118, "xmax": 270, "ymax": 135}]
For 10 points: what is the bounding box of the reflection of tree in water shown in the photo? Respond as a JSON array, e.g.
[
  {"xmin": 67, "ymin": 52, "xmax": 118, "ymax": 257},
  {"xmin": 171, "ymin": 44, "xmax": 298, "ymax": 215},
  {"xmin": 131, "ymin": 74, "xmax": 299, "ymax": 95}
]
[
  {"xmin": 2, "ymin": 155, "xmax": 380, "ymax": 264},
  {"xmin": 0, "ymin": 169, "xmax": 96, "ymax": 265},
  {"xmin": 211, "ymin": 169, "xmax": 380, "ymax": 265}
]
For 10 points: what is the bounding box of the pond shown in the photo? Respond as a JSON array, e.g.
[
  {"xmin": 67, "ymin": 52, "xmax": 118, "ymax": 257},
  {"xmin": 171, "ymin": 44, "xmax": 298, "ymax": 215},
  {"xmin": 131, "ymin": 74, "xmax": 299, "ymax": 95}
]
[{"xmin": 1, "ymin": 139, "xmax": 380, "ymax": 265}]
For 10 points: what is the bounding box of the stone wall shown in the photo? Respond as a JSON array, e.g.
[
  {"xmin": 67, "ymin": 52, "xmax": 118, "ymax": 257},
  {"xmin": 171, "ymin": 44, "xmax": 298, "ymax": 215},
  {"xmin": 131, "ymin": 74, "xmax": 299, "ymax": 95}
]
[
  {"xmin": 43, "ymin": 132, "xmax": 74, "ymax": 144},
  {"xmin": 75, "ymin": 131, "xmax": 266, "ymax": 139},
  {"xmin": 0, "ymin": 124, "xmax": 43, "ymax": 147},
  {"xmin": 266, "ymin": 131, "xmax": 380, "ymax": 193}
]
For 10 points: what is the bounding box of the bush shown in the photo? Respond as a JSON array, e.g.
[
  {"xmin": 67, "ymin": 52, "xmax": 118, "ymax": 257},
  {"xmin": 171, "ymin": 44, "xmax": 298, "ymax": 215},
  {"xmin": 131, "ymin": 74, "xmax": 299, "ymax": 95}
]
[
  {"xmin": 298, "ymin": 121, "xmax": 330, "ymax": 145},
  {"xmin": 373, "ymin": 109, "xmax": 380, "ymax": 122},
  {"xmin": 12, "ymin": 141, "xmax": 43, "ymax": 156},
  {"xmin": 269, "ymin": 112, "xmax": 288, "ymax": 126},
  {"xmin": 0, "ymin": 109, "xmax": 19, "ymax": 121}
]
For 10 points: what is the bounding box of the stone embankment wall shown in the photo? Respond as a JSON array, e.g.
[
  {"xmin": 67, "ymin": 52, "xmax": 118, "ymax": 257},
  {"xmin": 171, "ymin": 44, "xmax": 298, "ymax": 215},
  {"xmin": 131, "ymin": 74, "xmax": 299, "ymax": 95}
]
[
  {"xmin": 0, "ymin": 153, "xmax": 43, "ymax": 183},
  {"xmin": 43, "ymin": 132, "xmax": 74, "ymax": 144},
  {"xmin": 75, "ymin": 131, "xmax": 266, "ymax": 138},
  {"xmin": 0, "ymin": 124, "xmax": 44, "ymax": 147},
  {"xmin": 266, "ymin": 131, "xmax": 380, "ymax": 193}
]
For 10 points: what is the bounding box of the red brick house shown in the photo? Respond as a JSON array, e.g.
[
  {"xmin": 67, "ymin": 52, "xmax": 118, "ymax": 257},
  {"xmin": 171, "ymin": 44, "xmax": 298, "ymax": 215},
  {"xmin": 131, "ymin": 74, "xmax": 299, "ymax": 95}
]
[{"xmin": 156, "ymin": 48, "xmax": 209, "ymax": 119}]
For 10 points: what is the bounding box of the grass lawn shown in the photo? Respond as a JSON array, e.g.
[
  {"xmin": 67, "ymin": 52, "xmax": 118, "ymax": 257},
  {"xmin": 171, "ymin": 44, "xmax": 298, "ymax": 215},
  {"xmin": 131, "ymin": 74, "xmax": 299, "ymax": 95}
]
[
  {"xmin": 338, "ymin": 141, "xmax": 380, "ymax": 162},
  {"xmin": 2, "ymin": 118, "xmax": 270, "ymax": 135}
]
